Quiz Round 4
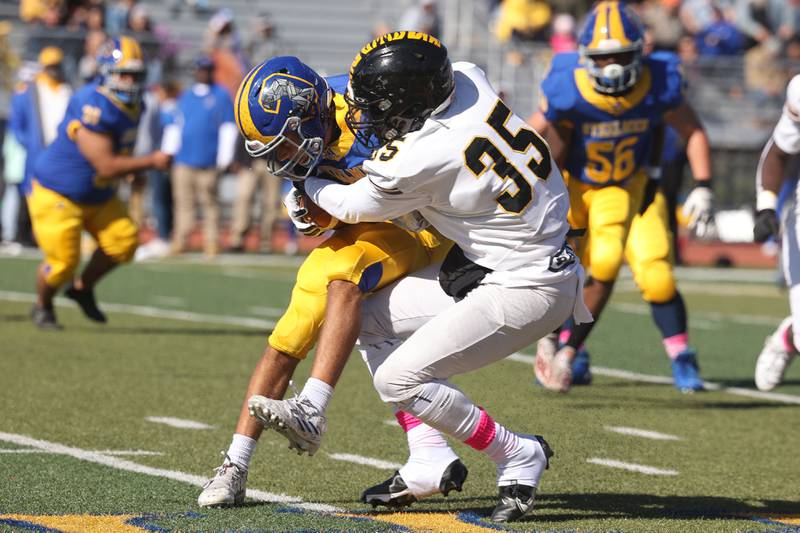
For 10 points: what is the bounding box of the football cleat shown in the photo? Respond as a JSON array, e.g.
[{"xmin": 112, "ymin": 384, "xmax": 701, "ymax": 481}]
[
  {"xmin": 534, "ymin": 346, "xmax": 573, "ymax": 393},
  {"xmin": 491, "ymin": 435, "xmax": 553, "ymax": 523},
  {"xmin": 491, "ymin": 483, "xmax": 537, "ymax": 523},
  {"xmin": 755, "ymin": 316, "xmax": 798, "ymax": 391},
  {"xmin": 571, "ymin": 347, "xmax": 592, "ymax": 385},
  {"xmin": 248, "ymin": 394, "xmax": 327, "ymax": 456},
  {"xmin": 671, "ymin": 349, "xmax": 704, "ymax": 392},
  {"xmin": 362, "ymin": 458, "xmax": 468, "ymax": 508},
  {"xmin": 197, "ymin": 453, "xmax": 247, "ymax": 508},
  {"xmin": 30, "ymin": 305, "xmax": 63, "ymax": 330},
  {"xmin": 64, "ymin": 284, "xmax": 107, "ymax": 323}
]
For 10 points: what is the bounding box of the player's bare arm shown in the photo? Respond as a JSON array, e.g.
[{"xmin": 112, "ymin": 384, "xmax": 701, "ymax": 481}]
[
  {"xmin": 664, "ymin": 102, "xmax": 712, "ymax": 184},
  {"xmin": 75, "ymin": 126, "xmax": 171, "ymax": 178}
]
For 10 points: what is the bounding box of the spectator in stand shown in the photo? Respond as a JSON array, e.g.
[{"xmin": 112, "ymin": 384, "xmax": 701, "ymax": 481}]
[
  {"xmin": 205, "ymin": 9, "xmax": 246, "ymax": 97},
  {"xmin": 228, "ymin": 149, "xmax": 281, "ymax": 254},
  {"xmin": 640, "ymin": 0, "xmax": 683, "ymax": 51},
  {"xmin": 168, "ymin": 57, "xmax": 237, "ymax": 258},
  {"xmin": 495, "ymin": 0, "xmax": 552, "ymax": 44},
  {"xmin": 107, "ymin": 0, "xmax": 136, "ymax": 35},
  {"xmin": 0, "ymin": 21, "xmax": 19, "ymax": 93},
  {"xmin": 79, "ymin": 30, "xmax": 109, "ymax": 82},
  {"xmin": 397, "ymin": 0, "xmax": 442, "ymax": 39},
  {"xmin": 735, "ymin": 0, "xmax": 800, "ymax": 49},
  {"xmin": 134, "ymin": 80, "xmax": 181, "ymax": 261},
  {"xmin": 696, "ymin": 5, "xmax": 744, "ymax": 56},
  {"xmin": 549, "ymin": 13, "xmax": 577, "ymax": 53},
  {"xmin": 245, "ymin": 12, "xmax": 281, "ymax": 66},
  {"xmin": 680, "ymin": 0, "xmax": 735, "ymax": 36}
]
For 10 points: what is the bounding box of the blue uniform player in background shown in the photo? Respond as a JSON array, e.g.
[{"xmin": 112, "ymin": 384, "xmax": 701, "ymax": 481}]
[
  {"xmin": 529, "ymin": 1, "xmax": 716, "ymax": 393},
  {"xmin": 28, "ymin": 36, "xmax": 172, "ymax": 329}
]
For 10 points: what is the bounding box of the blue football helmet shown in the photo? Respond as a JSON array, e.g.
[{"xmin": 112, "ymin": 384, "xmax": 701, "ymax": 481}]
[
  {"xmin": 96, "ymin": 36, "xmax": 147, "ymax": 105},
  {"xmin": 578, "ymin": 1, "xmax": 644, "ymax": 95},
  {"xmin": 234, "ymin": 56, "xmax": 333, "ymax": 180}
]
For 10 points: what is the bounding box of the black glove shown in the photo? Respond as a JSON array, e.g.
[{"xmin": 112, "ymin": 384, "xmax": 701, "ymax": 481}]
[{"xmin": 754, "ymin": 209, "xmax": 780, "ymax": 242}]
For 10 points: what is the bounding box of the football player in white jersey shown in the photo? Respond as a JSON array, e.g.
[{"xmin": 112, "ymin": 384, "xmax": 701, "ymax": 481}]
[
  {"xmin": 262, "ymin": 32, "xmax": 592, "ymax": 523},
  {"xmin": 753, "ymin": 75, "xmax": 800, "ymax": 391}
]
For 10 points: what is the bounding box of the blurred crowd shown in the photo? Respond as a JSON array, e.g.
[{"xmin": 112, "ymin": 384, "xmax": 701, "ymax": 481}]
[{"xmin": 1, "ymin": 0, "xmax": 799, "ymax": 258}]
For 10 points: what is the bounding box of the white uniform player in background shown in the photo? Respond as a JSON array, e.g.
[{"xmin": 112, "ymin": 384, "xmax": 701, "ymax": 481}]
[
  {"xmin": 753, "ymin": 75, "xmax": 800, "ymax": 391},
  {"xmin": 274, "ymin": 33, "xmax": 591, "ymax": 523}
]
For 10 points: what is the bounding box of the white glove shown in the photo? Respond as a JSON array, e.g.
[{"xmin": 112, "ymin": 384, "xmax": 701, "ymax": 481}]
[
  {"xmin": 283, "ymin": 187, "xmax": 325, "ymax": 237},
  {"xmin": 682, "ymin": 185, "xmax": 718, "ymax": 240}
]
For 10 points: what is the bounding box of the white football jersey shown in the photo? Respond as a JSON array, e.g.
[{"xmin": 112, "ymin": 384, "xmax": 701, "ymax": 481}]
[
  {"xmin": 306, "ymin": 62, "xmax": 576, "ymax": 286},
  {"xmin": 772, "ymin": 75, "xmax": 800, "ymax": 155}
]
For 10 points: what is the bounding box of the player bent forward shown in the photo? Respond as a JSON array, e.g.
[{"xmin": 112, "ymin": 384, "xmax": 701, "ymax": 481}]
[{"xmin": 262, "ymin": 33, "xmax": 592, "ymax": 523}]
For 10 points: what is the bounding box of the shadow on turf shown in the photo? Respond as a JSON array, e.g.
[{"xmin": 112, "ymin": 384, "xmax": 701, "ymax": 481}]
[{"xmin": 444, "ymin": 492, "xmax": 800, "ymax": 527}]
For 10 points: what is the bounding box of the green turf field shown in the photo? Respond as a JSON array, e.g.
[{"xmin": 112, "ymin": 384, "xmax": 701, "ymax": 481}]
[{"xmin": 1, "ymin": 254, "xmax": 798, "ymax": 533}]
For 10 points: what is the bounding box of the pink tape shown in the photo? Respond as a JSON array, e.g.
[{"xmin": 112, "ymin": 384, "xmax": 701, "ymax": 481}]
[
  {"xmin": 464, "ymin": 409, "xmax": 496, "ymax": 451},
  {"xmin": 395, "ymin": 411, "xmax": 423, "ymax": 432},
  {"xmin": 663, "ymin": 333, "xmax": 689, "ymax": 360}
]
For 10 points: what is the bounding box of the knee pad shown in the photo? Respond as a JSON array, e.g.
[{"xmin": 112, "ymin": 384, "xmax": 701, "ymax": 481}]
[
  {"xmin": 43, "ymin": 258, "xmax": 78, "ymax": 288},
  {"xmin": 372, "ymin": 361, "xmax": 418, "ymax": 405},
  {"xmin": 589, "ymin": 234, "xmax": 624, "ymax": 283},
  {"xmin": 99, "ymin": 222, "xmax": 139, "ymax": 263},
  {"xmin": 637, "ymin": 260, "xmax": 676, "ymax": 303}
]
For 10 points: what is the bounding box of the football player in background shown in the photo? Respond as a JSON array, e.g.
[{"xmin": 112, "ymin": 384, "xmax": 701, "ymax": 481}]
[
  {"xmin": 752, "ymin": 75, "xmax": 800, "ymax": 391},
  {"xmin": 28, "ymin": 36, "xmax": 171, "ymax": 329},
  {"xmin": 528, "ymin": 0, "xmax": 715, "ymax": 393},
  {"xmin": 273, "ymin": 32, "xmax": 591, "ymax": 523},
  {"xmin": 197, "ymin": 55, "xmax": 461, "ymax": 508}
]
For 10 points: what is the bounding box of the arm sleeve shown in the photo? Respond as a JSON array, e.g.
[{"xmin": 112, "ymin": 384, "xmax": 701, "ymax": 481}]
[
  {"xmin": 304, "ymin": 175, "xmax": 431, "ymax": 224},
  {"xmin": 216, "ymin": 121, "xmax": 238, "ymax": 169}
]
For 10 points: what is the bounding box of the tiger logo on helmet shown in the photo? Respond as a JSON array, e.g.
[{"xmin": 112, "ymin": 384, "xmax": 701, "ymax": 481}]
[
  {"xmin": 578, "ymin": 1, "xmax": 645, "ymax": 95},
  {"xmin": 96, "ymin": 36, "xmax": 146, "ymax": 105},
  {"xmin": 234, "ymin": 56, "xmax": 333, "ymax": 181}
]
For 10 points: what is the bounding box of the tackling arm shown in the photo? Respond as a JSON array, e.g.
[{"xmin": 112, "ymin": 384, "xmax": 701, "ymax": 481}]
[{"xmin": 304, "ymin": 175, "xmax": 430, "ymax": 224}]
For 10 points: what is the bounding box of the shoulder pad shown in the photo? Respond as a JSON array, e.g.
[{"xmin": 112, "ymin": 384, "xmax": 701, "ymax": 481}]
[{"xmin": 644, "ymin": 54, "xmax": 684, "ymax": 110}]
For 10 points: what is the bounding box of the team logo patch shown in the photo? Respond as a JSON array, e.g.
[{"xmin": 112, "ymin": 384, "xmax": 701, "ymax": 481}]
[
  {"xmin": 548, "ymin": 242, "xmax": 577, "ymax": 272},
  {"xmin": 259, "ymin": 75, "xmax": 316, "ymax": 115}
]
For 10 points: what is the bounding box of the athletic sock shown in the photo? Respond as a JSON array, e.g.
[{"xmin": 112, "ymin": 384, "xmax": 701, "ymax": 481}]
[
  {"xmin": 300, "ymin": 377, "xmax": 334, "ymax": 413},
  {"xmin": 651, "ymin": 293, "xmax": 690, "ymax": 359},
  {"xmin": 226, "ymin": 433, "xmax": 257, "ymax": 469}
]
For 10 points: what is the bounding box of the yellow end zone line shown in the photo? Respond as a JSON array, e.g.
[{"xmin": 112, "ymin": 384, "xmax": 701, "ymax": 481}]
[{"xmin": 1, "ymin": 290, "xmax": 799, "ymax": 407}]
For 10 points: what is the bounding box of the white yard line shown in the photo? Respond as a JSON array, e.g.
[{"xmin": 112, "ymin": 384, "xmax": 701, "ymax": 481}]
[
  {"xmin": 604, "ymin": 426, "xmax": 682, "ymax": 441},
  {"xmin": 0, "ymin": 448, "xmax": 164, "ymax": 456},
  {"xmin": 326, "ymin": 453, "xmax": 402, "ymax": 470},
  {"xmin": 150, "ymin": 295, "xmax": 187, "ymax": 307},
  {"xmin": 145, "ymin": 417, "xmax": 214, "ymax": 430},
  {"xmin": 0, "ymin": 290, "xmax": 275, "ymax": 330},
  {"xmin": 249, "ymin": 306, "xmax": 286, "ymax": 318},
  {"xmin": 383, "ymin": 419, "xmax": 401, "ymax": 427},
  {"xmin": 506, "ymin": 352, "xmax": 800, "ymax": 405},
  {"xmin": 610, "ymin": 301, "xmax": 781, "ymax": 327},
  {"xmin": 586, "ymin": 458, "xmax": 679, "ymax": 476},
  {"xmin": 0, "ymin": 432, "xmax": 340, "ymax": 513},
  {"xmin": 2, "ymin": 290, "xmax": 798, "ymax": 406}
]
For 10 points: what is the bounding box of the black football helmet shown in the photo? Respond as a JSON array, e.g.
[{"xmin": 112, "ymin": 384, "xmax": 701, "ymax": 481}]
[{"xmin": 345, "ymin": 32, "xmax": 455, "ymax": 148}]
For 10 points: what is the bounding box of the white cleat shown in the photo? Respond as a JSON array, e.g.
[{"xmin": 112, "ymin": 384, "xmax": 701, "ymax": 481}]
[
  {"xmin": 197, "ymin": 453, "xmax": 247, "ymax": 508},
  {"xmin": 755, "ymin": 316, "xmax": 798, "ymax": 391},
  {"xmin": 535, "ymin": 345, "xmax": 573, "ymax": 393},
  {"xmin": 248, "ymin": 394, "xmax": 327, "ymax": 456}
]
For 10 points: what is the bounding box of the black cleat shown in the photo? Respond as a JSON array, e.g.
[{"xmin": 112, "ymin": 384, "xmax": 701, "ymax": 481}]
[
  {"xmin": 31, "ymin": 305, "xmax": 63, "ymax": 330},
  {"xmin": 64, "ymin": 284, "xmax": 106, "ymax": 323},
  {"xmin": 490, "ymin": 483, "xmax": 536, "ymax": 523},
  {"xmin": 362, "ymin": 458, "xmax": 468, "ymax": 508},
  {"xmin": 490, "ymin": 435, "xmax": 554, "ymax": 523}
]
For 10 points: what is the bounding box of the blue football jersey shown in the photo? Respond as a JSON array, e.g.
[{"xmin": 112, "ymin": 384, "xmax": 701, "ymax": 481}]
[
  {"xmin": 540, "ymin": 52, "xmax": 683, "ymax": 186},
  {"xmin": 315, "ymin": 74, "xmax": 373, "ymax": 183},
  {"xmin": 34, "ymin": 83, "xmax": 141, "ymax": 204}
]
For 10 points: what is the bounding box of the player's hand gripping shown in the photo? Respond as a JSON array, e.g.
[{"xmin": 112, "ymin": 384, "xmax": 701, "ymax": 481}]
[
  {"xmin": 283, "ymin": 187, "xmax": 326, "ymax": 237},
  {"xmin": 682, "ymin": 182, "xmax": 718, "ymax": 239}
]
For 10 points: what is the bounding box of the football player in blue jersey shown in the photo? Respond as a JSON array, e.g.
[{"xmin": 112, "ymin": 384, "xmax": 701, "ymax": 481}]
[
  {"xmin": 529, "ymin": 1, "xmax": 715, "ymax": 393},
  {"xmin": 28, "ymin": 36, "xmax": 172, "ymax": 329},
  {"xmin": 198, "ymin": 54, "xmax": 460, "ymax": 508}
]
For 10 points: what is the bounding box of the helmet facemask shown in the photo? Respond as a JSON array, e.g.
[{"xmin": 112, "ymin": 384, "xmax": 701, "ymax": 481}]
[
  {"xmin": 582, "ymin": 47, "xmax": 642, "ymax": 95},
  {"xmin": 105, "ymin": 62, "xmax": 147, "ymax": 105},
  {"xmin": 245, "ymin": 115, "xmax": 324, "ymax": 181}
]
